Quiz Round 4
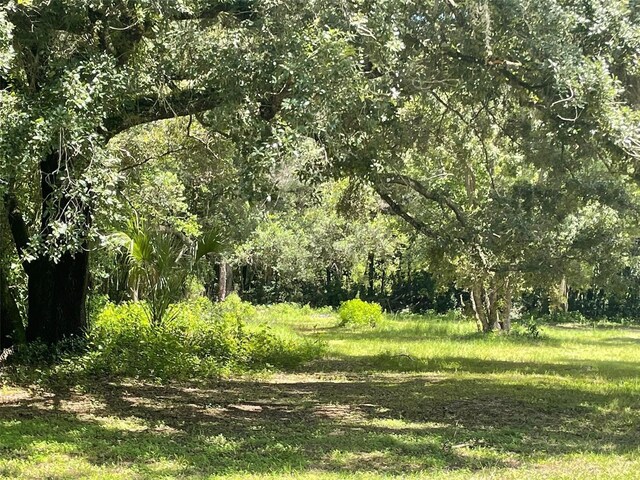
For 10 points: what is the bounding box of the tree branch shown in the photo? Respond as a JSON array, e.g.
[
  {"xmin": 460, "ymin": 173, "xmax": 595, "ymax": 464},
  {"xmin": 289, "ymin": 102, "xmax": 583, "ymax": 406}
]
[
  {"xmin": 9, "ymin": 1, "xmax": 255, "ymax": 37},
  {"xmin": 3, "ymin": 193, "xmax": 30, "ymax": 265},
  {"xmin": 170, "ymin": 1, "xmax": 256, "ymax": 21},
  {"xmin": 379, "ymin": 173, "xmax": 468, "ymax": 227},
  {"xmin": 375, "ymin": 187, "xmax": 440, "ymax": 239},
  {"xmin": 103, "ymin": 88, "xmax": 223, "ymax": 137},
  {"xmin": 118, "ymin": 146, "xmax": 187, "ymax": 173}
]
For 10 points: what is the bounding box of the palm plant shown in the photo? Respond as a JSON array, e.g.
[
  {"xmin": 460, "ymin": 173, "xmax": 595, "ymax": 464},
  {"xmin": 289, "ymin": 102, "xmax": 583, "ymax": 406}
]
[{"xmin": 113, "ymin": 219, "xmax": 223, "ymax": 325}]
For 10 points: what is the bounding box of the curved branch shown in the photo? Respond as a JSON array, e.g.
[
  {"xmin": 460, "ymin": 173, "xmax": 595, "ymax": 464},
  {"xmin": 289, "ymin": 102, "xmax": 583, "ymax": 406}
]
[
  {"xmin": 375, "ymin": 187, "xmax": 440, "ymax": 239},
  {"xmin": 379, "ymin": 173, "xmax": 468, "ymax": 227},
  {"xmin": 3, "ymin": 193, "xmax": 33, "ymax": 274}
]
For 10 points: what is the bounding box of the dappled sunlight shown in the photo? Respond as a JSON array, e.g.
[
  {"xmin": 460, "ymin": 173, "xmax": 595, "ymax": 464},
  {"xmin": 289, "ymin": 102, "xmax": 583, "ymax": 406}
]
[
  {"xmin": 1, "ymin": 311, "xmax": 639, "ymax": 478},
  {"xmin": 305, "ymin": 314, "xmax": 640, "ymax": 384},
  {"xmin": 2, "ymin": 358, "xmax": 640, "ymax": 478}
]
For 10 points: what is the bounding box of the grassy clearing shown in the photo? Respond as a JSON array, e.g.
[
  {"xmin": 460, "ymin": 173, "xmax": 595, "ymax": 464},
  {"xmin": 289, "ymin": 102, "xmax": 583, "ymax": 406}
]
[{"xmin": 1, "ymin": 306, "xmax": 639, "ymax": 479}]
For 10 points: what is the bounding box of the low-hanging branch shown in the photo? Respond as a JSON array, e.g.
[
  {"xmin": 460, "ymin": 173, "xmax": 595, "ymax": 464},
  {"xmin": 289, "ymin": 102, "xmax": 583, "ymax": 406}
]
[{"xmin": 2, "ymin": 192, "xmax": 34, "ymax": 275}]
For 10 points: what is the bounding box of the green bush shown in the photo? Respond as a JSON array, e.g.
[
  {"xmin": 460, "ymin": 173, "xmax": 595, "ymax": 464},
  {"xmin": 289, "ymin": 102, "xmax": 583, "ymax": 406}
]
[
  {"xmin": 211, "ymin": 292, "xmax": 257, "ymax": 323},
  {"xmin": 256, "ymin": 302, "xmax": 315, "ymax": 324},
  {"xmin": 78, "ymin": 295, "xmax": 322, "ymax": 379},
  {"xmin": 338, "ymin": 298, "xmax": 383, "ymax": 327},
  {"xmin": 511, "ymin": 317, "xmax": 543, "ymax": 339}
]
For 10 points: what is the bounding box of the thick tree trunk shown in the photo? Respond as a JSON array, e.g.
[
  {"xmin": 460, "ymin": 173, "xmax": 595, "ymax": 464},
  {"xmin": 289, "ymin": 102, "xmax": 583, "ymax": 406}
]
[
  {"xmin": 25, "ymin": 251, "xmax": 89, "ymax": 343},
  {"xmin": 0, "ymin": 267, "xmax": 25, "ymax": 348},
  {"xmin": 6, "ymin": 150, "xmax": 91, "ymax": 344}
]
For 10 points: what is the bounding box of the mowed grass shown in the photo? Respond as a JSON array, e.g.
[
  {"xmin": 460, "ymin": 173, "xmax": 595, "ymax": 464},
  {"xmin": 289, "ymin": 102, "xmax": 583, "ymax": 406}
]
[{"xmin": 1, "ymin": 306, "xmax": 639, "ymax": 479}]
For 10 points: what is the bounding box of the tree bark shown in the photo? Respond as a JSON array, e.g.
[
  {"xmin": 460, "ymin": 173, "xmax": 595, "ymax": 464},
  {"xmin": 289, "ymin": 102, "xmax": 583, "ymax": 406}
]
[
  {"xmin": 5, "ymin": 150, "xmax": 91, "ymax": 344},
  {"xmin": 549, "ymin": 275, "xmax": 569, "ymax": 313},
  {"xmin": 486, "ymin": 286, "xmax": 499, "ymax": 332},
  {"xmin": 559, "ymin": 276, "xmax": 568, "ymax": 312},
  {"xmin": 25, "ymin": 251, "xmax": 89, "ymax": 343},
  {"xmin": 0, "ymin": 266, "xmax": 25, "ymax": 348},
  {"xmin": 470, "ymin": 283, "xmax": 489, "ymax": 332},
  {"xmin": 367, "ymin": 252, "xmax": 375, "ymax": 297},
  {"xmin": 225, "ymin": 263, "xmax": 233, "ymax": 296},
  {"xmin": 218, "ymin": 261, "xmax": 227, "ymax": 301}
]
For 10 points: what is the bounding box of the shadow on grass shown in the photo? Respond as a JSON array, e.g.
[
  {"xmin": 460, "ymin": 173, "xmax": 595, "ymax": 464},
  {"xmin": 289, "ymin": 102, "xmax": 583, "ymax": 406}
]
[
  {"xmin": 1, "ymin": 368, "xmax": 639, "ymax": 477},
  {"xmin": 316, "ymin": 322, "xmax": 565, "ymax": 346},
  {"xmin": 316, "ymin": 321, "xmax": 640, "ymax": 353},
  {"xmin": 303, "ymin": 353, "xmax": 640, "ymax": 380}
]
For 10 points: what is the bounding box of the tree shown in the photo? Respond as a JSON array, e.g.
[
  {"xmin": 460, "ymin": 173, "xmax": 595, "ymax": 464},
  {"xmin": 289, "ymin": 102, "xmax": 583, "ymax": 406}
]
[
  {"xmin": 285, "ymin": 0, "xmax": 640, "ymax": 330},
  {"xmin": 2, "ymin": 0, "xmax": 639, "ymax": 343},
  {"xmin": 0, "ymin": 0, "xmax": 273, "ymax": 343}
]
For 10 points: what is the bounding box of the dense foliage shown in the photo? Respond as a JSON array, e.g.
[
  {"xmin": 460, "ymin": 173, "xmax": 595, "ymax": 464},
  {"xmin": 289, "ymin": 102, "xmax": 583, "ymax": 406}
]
[
  {"xmin": 1, "ymin": 0, "xmax": 640, "ymax": 349},
  {"xmin": 7, "ymin": 294, "xmax": 324, "ymax": 380}
]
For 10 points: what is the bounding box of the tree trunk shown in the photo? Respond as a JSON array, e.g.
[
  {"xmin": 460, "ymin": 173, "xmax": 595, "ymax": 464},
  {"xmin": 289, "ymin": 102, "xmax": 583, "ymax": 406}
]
[
  {"xmin": 559, "ymin": 276, "xmax": 568, "ymax": 312},
  {"xmin": 367, "ymin": 252, "xmax": 375, "ymax": 298},
  {"xmin": 0, "ymin": 267, "xmax": 25, "ymax": 348},
  {"xmin": 486, "ymin": 286, "xmax": 499, "ymax": 332},
  {"xmin": 225, "ymin": 264, "xmax": 233, "ymax": 296},
  {"xmin": 5, "ymin": 150, "xmax": 91, "ymax": 344},
  {"xmin": 326, "ymin": 267, "xmax": 331, "ymax": 291},
  {"xmin": 470, "ymin": 283, "xmax": 489, "ymax": 332},
  {"xmin": 241, "ymin": 265, "xmax": 248, "ymax": 293},
  {"xmin": 499, "ymin": 278, "xmax": 512, "ymax": 332},
  {"xmin": 218, "ymin": 261, "xmax": 227, "ymax": 301},
  {"xmin": 25, "ymin": 251, "xmax": 89, "ymax": 343},
  {"xmin": 550, "ymin": 275, "xmax": 569, "ymax": 313}
]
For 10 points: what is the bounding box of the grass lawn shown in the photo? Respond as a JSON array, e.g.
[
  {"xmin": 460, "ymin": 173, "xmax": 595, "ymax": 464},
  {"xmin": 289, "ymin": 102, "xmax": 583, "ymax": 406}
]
[{"xmin": 1, "ymin": 307, "xmax": 639, "ymax": 479}]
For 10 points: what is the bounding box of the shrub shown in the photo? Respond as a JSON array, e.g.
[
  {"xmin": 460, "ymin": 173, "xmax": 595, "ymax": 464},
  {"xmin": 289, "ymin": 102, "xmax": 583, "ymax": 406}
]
[
  {"xmin": 211, "ymin": 292, "xmax": 257, "ymax": 323},
  {"xmin": 511, "ymin": 317, "xmax": 543, "ymax": 339},
  {"xmin": 71, "ymin": 296, "xmax": 323, "ymax": 379},
  {"xmin": 338, "ymin": 298, "xmax": 383, "ymax": 327},
  {"xmin": 244, "ymin": 326, "xmax": 324, "ymax": 369},
  {"xmin": 256, "ymin": 302, "xmax": 315, "ymax": 324}
]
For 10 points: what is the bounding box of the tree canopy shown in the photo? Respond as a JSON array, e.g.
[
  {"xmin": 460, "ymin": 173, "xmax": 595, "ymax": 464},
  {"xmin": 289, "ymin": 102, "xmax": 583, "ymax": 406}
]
[{"xmin": 1, "ymin": 0, "xmax": 640, "ymax": 343}]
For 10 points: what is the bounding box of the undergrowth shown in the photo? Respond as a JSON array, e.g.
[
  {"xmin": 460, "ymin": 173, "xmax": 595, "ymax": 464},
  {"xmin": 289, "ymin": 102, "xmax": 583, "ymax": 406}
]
[
  {"xmin": 5, "ymin": 294, "xmax": 324, "ymax": 384},
  {"xmin": 337, "ymin": 299, "xmax": 383, "ymax": 327}
]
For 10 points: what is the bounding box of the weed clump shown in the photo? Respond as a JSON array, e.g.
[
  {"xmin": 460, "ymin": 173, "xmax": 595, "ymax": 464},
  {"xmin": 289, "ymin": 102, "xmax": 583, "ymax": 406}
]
[
  {"xmin": 511, "ymin": 317, "xmax": 544, "ymax": 339},
  {"xmin": 338, "ymin": 299, "xmax": 383, "ymax": 327}
]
